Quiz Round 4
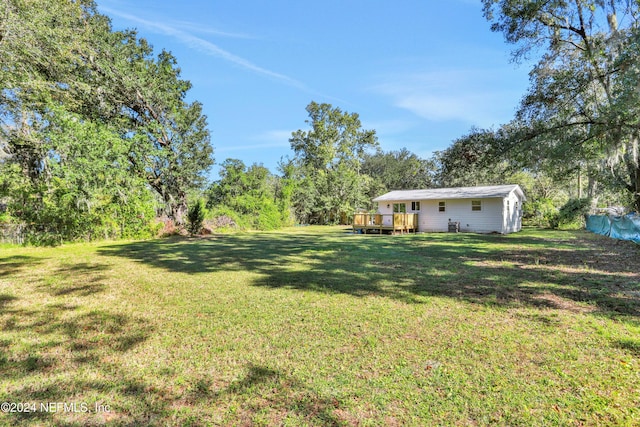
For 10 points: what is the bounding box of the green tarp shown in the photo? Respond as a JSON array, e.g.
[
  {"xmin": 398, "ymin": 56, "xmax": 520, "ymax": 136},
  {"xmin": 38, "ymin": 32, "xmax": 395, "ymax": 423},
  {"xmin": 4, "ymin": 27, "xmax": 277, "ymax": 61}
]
[{"xmin": 586, "ymin": 214, "xmax": 640, "ymax": 244}]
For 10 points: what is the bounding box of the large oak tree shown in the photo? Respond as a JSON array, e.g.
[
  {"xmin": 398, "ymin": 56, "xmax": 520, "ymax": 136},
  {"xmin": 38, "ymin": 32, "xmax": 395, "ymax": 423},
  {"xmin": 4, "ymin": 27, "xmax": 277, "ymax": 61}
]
[
  {"xmin": 0, "ymin": 0, "xmax": 213, "ymax": 241},
  {"xmin": 483, "ymin": 0, "xmax": 640, "ymax": 211}
]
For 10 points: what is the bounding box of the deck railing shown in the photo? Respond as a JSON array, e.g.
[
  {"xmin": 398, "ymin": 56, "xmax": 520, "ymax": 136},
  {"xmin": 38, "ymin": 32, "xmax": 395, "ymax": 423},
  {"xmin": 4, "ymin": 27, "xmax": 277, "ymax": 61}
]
[{"xmin": 353, "ymin": 213, "xmax": 418, "ymax": 234}]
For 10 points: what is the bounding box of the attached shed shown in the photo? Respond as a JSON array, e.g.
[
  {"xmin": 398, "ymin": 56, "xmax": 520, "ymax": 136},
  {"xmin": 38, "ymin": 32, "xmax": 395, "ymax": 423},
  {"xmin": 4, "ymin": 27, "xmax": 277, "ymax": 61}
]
[{"xmin": 372, "ymin": 184, "xmax": 526, "ymax": 234}]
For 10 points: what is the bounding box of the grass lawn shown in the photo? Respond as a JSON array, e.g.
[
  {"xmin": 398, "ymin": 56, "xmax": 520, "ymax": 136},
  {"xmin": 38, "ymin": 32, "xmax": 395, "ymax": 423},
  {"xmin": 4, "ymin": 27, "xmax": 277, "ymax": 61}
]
[{"xmin": 0, "ymin": 226, "xmax": 639, "ymax": 426}]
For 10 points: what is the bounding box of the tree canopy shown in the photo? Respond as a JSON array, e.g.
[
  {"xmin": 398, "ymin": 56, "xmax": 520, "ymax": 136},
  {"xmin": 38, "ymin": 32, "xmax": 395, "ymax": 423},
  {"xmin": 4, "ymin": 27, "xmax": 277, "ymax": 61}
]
[
  {"xmin": 205, "ymin": 159, "xmax": 293, "ymax": 230},
  {"xmin": 0, "ymin": 0, "xmax": 213, "ymax": 242},
  {"xmin": 289, "ymin": 102, "xmax": 379, "ymax": 224},
  {"xmin": 362, "ymin": 148, "xmax": 435, "ymax": 192},
  {"xmin": 482, "ymin": 0, "xmax": 640, "ymax": 211}
]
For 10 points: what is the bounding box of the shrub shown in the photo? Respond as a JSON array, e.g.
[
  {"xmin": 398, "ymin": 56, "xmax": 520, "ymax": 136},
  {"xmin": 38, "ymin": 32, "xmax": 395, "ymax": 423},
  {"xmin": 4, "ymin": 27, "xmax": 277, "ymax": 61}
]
[
  {"xmin": 523, "ymin": 198, "xmax": 558, "ymax": 227},
  {"xmin": 208, "ymin": 206, "xmax": 248, "ymax": 231},
  {"xmin": 256, "ymin": 200, "xmax": 283, "ymax": 230},
  {"xmin": 550, "ymin": 197, "xmax": 592, "ymax": 229},
  {"xmin": 187, "ymin": 199, "xmax": 207, "ymax": 235}
]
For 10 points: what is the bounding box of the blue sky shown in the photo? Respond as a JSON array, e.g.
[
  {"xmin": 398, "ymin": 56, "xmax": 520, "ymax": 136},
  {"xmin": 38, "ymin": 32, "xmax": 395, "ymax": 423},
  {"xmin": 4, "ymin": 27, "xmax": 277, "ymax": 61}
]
[{"xmin": 97, "ymin": 0, "xmax": 532, "ymax": 179}]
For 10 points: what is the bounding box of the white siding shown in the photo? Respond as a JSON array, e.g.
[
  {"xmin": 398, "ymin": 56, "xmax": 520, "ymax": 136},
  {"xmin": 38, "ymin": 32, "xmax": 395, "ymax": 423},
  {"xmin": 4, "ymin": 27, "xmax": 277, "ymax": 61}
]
[
  {"xmin": 417, "ymin": 198, "xmax": 505, "ymax": 233},
  {"xmin": 502, "ymin": 191, "xmax": 524, "ymax": 233},
  {"xmin": 377, "ymin": 202, "xmax": 393, "ymax": 226}
]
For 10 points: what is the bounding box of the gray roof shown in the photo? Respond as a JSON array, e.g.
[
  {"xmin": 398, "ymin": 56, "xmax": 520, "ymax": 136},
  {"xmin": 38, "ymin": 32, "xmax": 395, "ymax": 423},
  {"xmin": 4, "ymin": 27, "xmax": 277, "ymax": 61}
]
[{"xmin": 372, "ymin": 184, "xmax": 525, "ymax": 202}]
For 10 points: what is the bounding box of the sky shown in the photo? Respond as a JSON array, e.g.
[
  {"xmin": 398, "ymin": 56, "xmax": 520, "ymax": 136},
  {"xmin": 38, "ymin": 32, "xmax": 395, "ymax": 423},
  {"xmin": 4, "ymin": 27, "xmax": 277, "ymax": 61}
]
[{"xmin": 96, "ymin": 0, "xmax": 533, "ymax": 180}]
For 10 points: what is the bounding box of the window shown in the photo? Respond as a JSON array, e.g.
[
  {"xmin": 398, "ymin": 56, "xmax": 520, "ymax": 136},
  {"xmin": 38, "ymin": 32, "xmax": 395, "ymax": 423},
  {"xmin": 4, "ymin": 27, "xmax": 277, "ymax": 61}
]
[
  {"xmin": 438, "ymin": 201, "xmax": 446, "ymax": 212},
  {"xmin": 471, "ymin": 200, "xmax": 482, "ymax": 211},
  {"xmin": 393, "ymin": 203, "xmax": 406, "ymax": 213},
  {"xmin": 411, "ymin": 201, "xmax": 421, "ymax": 211}
]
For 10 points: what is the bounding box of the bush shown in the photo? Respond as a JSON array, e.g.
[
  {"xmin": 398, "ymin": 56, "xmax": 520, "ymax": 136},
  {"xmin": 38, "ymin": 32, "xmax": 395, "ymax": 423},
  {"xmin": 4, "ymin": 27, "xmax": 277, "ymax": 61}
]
[
  {"xmin": 256, "ymin": 200, "xmax": 283, "ymax": 231},
  {"xmin": 187, "ymin": 199, "xmax": 207, "ymax": 235},
  {"xmin": 550, "ymin": 198, "xmax": 592, "ymax": 229},
  {"xmin": 208, "ymin": 206, "xmax": 248, "ymax": 231},
  {"xmin": 523, "ymin": 198, "xmax": 558, "ymax": 227}
]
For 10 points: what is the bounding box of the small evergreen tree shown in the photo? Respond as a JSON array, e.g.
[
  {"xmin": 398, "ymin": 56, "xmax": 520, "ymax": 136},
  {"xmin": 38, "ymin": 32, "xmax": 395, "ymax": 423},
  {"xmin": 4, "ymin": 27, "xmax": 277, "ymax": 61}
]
[{"xmin": 187, "ymin": 199, "xmax": 207, "ymax": 235}]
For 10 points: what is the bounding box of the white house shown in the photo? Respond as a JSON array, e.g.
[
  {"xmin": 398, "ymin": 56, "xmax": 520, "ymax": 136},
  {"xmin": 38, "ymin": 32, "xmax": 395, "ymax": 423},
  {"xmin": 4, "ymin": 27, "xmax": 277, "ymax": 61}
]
[{"xmin": 372, "ymin": 184, "xmax": 526, "ymax": 234}]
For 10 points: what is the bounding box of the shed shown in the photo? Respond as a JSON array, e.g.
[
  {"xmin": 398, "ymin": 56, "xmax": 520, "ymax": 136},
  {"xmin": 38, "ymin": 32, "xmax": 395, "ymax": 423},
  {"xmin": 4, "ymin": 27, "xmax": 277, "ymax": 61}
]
[{"xmin": 372, "ymin": 184, "xmax": 526, "ymax": 234}]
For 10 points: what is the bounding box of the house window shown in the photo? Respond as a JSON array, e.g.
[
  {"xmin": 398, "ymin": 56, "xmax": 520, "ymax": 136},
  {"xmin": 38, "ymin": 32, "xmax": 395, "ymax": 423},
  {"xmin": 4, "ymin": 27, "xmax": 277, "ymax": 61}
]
[
  {"xmin": 411, "ymin": 201, "xmax": 420, "ymax": 211},
  {"xmin": 472, "ymin": 200, "xmax": 482, "ymax": 211},
  {"xmin": 393, "ymin": 203, "xmax": 406, "ymax": 213},
  {"xmin": 438, "ymin": 201, "xmax": 446, "ymax": 212}
]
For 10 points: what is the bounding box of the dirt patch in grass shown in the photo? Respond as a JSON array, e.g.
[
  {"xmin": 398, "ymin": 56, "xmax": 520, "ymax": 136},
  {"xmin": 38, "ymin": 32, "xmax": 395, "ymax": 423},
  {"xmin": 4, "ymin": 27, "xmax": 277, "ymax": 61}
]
[{"xmin": 531, "ymin": 292, "xmax": 597, "ymax": 314}]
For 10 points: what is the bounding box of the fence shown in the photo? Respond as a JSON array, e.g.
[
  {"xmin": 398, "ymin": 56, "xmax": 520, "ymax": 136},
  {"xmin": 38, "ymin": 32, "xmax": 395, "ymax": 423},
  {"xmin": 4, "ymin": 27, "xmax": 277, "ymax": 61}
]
[
  {"xmin": 585, "ymin": 214, "xmax": 640, "ymax": 244},
  {"xmin": 0, "ymin": 224, "xmax": 26, "ymax": 245}
]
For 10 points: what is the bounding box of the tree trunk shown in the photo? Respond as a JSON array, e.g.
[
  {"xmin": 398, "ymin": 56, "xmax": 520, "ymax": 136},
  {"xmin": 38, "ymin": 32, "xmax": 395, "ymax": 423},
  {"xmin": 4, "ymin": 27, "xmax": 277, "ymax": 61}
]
[
  {"xmin": 154, "ymin": 185, "xmax": 188, "ymax": 226},
  {"xmin": 170, "ymin": 190, "xmax": 188, "ymax": 226},
  {"xmin": 633, "ymin": 164, "xmax": 640, "ymax": 213},
  {"xmin": 171, "ymin": 201, "xmax": 187, "ymax": 226},
  {"xmin": 587, "ymin": 174, "xmax": 599, "ymax": 208},
  {"xmin": 578, "ymin": 168, "xmax": 583, "ymax": 199}
]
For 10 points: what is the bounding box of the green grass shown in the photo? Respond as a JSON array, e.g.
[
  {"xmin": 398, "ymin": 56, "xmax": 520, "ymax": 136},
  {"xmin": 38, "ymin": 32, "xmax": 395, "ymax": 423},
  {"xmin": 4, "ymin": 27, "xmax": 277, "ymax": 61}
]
[{"xmin": 1, "ymin": 226, "xmax": 639, "ymax": 426}]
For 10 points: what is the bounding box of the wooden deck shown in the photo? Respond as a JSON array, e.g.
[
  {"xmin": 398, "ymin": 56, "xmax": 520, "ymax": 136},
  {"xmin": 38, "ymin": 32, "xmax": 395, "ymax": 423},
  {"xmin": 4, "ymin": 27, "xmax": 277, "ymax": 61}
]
[{"xmin": 352, "ymin": 213, "xmax": 418, "ymax": 234}]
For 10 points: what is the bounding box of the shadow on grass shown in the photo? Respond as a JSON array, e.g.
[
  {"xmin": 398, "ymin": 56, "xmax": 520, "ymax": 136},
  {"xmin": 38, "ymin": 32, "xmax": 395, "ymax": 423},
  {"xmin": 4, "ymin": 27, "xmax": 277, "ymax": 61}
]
[
  {"xmin": 0, "ymin": 294, "xmax": 18, "ymax": 310},
  {"xmin": 2, "ymin": 229, "xmax": 637, "ymax": 424},
  {"xmin": 36, "ymin": 263, "xmax": 109, "ymax": 296},
  {"xmin": 198, "ymin": 364, "xmax": 344, "ymax": 425},
  {"xmin": 0, "ymin": 255, "xmax": 45, "ymax": 278},
  {"xmin": 0, "ymin": 262, "xmax": 157, "ymax": 426},
  {"xmin": 98, "ymin": 229, "xmax": 640, "ymax": 322},
  {"xmin": 613, "ymin": 338, "xmax": 640, "ymax": 357}
]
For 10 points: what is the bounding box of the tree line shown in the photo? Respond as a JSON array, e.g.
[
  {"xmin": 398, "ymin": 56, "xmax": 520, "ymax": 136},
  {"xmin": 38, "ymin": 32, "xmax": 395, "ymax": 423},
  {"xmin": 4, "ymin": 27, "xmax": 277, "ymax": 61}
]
[
  {"xmin": 1, "ymin": 0, "xmax": 638, "ymax": 244},
  {"xmin": 205, "ymin": 99, "xmax": 629, "ymax": 232}
]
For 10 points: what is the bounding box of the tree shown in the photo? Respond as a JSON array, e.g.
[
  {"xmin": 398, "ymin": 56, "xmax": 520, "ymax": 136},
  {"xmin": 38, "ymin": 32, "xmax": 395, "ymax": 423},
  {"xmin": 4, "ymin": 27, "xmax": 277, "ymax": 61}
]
[
  {"xmin": 82, "ymin": 30, "xmax": 214, "ymax": 224},
  {"xmin": 433, "ymin": 128, "xmax": 510, "ymax": 188},
  {"xmin": 289, "ymin": 102, "xmax": 379, "ymax": 224},
  {"xmin": 0, "ymin": 105, "xmax": 158, "ymax": 243},
  {"xmin": 0, "ymin": 0, "xmax": 159, "ymax": 242},
  {"xmin": 275, "ymin": 158, "xmax": 296, "ymax": 226},
  {"xmin": 206, "ymin": 159, "xmax": 291, "ymax": 230},
  {"xmin": 482, "ymin": 0, "xmax": 640, "ymax": 211},
  {"xmin": 0, "ymin": 0, "xmax": 98, "ymax": 180},
  {"xmin": 207, "ymin": 159, "xmax": 248, "ymax": 207},
  {"xmin": 0, "ymin": 0, "xmax": 214, "ymax": 243},
  {"xmin": 187, "ymin": 199, "xmax": 207, "ymax": 235},
  {"xmin": 362, "ymin": 148, "xmax": 435, "ymax": 195}
]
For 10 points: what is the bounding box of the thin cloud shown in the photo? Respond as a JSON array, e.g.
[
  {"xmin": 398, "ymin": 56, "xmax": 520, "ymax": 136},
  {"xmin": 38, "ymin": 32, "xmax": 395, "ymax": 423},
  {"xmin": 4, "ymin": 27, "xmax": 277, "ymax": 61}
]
[
  {"xmin": 101, "ymin": 6, "xmax": 308, "ymax": 90},
  {"xmin": 373, "ymin": 69, "xmax": 522, "ymax": 128},
  {"xmin": 216, "ymin": 129, "xmax": 291, "ymax": 153},
  {"xmin": 170, "ymin": 20, "xmax": 255, "ymax": 39},
  {"xmin": 216, "ymin": 129, "xmax": 293, "ymax": 153}
]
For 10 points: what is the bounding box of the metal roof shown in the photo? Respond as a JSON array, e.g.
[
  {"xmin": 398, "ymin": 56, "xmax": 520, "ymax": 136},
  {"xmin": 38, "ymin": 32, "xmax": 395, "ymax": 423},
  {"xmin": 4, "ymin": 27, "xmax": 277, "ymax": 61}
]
[{"xmin": 372, "ymin": 184, "xmax": 525, "ymax": 202}]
